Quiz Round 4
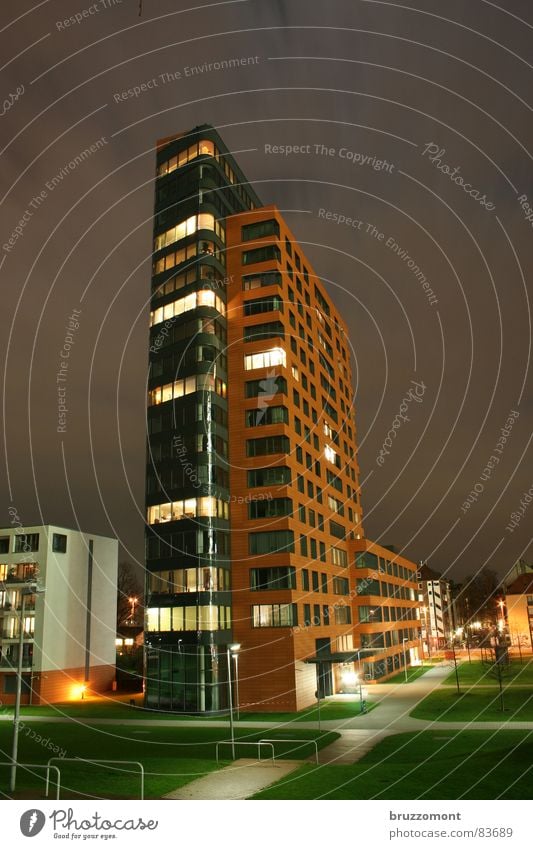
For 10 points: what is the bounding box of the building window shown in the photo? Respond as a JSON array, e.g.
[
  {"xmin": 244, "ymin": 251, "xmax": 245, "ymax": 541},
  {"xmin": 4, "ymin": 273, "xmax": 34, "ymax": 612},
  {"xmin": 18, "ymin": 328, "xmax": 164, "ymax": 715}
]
[
  {"xmin": 249, "ymin": 531, "xmax": 295, "ymax": 555},
  {"xmin": 319, "ymin": 541, "xmax": 326, "ymax": 562},
  {"xmin": 310, "ymin": 538, "xmax": 317, "ymax": 559},
  {"xmin": 154, "ymin": 213, "xmax": 223, "ymax": 252},
  {"xmin": 300, "ymin": 535, "xmax": 308, "ymax": 557},
  {"xmin": 0, "ymin": 537, "xmax": 9, "ymax": 554},
  {"xmin": 331, "ymin": 547, "xmax": 348, "ymax": 567},
  {"xmin": 245, "ymin": 376, "xmax": 287, "ymax": 398},
  {"xmin": 147, "ymin": 497, "xmax": 229, "ymax": 524},
  {"xmin": 324, "ymin": 444, "xmax": 337, "ymax": 465},
  {"xmin": 242, "ymin": 219, "xmax": 280, "ymax": 241},
  {"xmin": 14, "ymin": 533, "xmax": 39, "ymax": 553},
  {"xmin": 249, "ymin": 498, "xmax": 293, "ymax": 519},
  {"xmin": 334, "ymin": 606, "xmax": 351, "ymax": 625},
  {"xmin": 250, "ymin": 567, "xmax": 296, "ymax": 591},
  {"xmin": 355, "ymin": 552, "xmax": 379, "ymax": 569},
  {"xmin": 302, "ymin": 569, "xmax": 309, "ymax": 591},
  {"xmin": 246, "ymin": 435, "xmax": 290, "ymax": 457},
  {"xmin": 52, "ymin": 533, "xmax": 67, "ymax": 553},
  {"xmin": 333, "ymin": 576, "xmax": 349, "ymax": 595},
  {"xmin": 323, "ymin": 605, "xmax": 330, "ymax": 626},
  {"xmin": 242, "ymin": 271, "xmax": 282, "ymax": 290},
  {"xmin": 244, "ymin": 295, "xmax": 284, "ymax": 316},
  {"xmin": 313, "ymin": 604, "xmax": 321, "ymax": 625},
  {"xmin": 252, "ymin": 603, "xmax": 297, "ymax": 628},
  {"xmin": 303, "ymin": 604, "xmax": 311, "ymax": 626},
  {"xmin": 328, "ymin": 495, "xmax": 344, "ymax": 516},
  {"xmin": 244, "ymin": 348, "xmax": 286, "ymax": 371},
  {"xmin": 148, "ymin": 373, "xmax": 227, "ymax": 406},
  {"xmin": 244, "ymin": 321, "xmax": 285, "ymax": 342},
  {"xmin": 242, "ymin": 245, "xmax": 281, "ymax": 265},
  {"xmin": 156, "ymin": 139, "xmax": 216, "ymax": 176},
  {"xmin": 150, "ymin": 288, "xmax": 227, "ymax": 327},
  {"xmin": 245, "ymin": 406, "xmax": 289, "ymax": 427},
  {"xmin": 312, "ymin": 571, "xmax": 319, "ymax": 592},
  {"xmin": 247, "ymin": 466, "xmax": 291, "ymax": 487},
  {"xmin": 146, "ymin": 604, "xmax": 231, "ymax": 631}
]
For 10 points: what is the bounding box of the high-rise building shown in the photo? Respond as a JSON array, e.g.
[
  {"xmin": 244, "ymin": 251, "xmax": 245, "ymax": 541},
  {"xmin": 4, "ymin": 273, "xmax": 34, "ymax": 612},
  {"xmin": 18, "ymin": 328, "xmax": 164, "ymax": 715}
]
[
  {"xmin": 0, "ymin": 525, "xmax": 117, "ymax": 704},
  {"xmin": 145, "ymin": 125, "xmax": 421, "ymax": 713},
  {"xmin": 145, "ymin": 127, "xmax": 261, "ymax": 712}
]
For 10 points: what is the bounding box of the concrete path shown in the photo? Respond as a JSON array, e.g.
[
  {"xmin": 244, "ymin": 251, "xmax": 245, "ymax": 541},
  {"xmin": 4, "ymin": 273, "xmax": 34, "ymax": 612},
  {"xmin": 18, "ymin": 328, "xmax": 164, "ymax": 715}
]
[{"xmin": 164, "ymin": 758, "xmax": 301, "ymax": 800}]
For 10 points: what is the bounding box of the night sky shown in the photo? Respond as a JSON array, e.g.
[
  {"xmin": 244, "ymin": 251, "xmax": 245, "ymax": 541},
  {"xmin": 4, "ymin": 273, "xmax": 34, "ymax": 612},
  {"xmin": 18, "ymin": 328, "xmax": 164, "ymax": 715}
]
[{"xmin": 1, "ymin": 0, "xmax": 532, "ymax": 582}]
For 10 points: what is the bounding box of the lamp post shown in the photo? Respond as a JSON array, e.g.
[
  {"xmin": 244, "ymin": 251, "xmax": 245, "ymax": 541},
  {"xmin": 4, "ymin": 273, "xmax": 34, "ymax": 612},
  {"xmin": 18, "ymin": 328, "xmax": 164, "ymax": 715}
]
[
  {"xmin": 402, "ymin": 638, "xmax": 409, "ymax": 683},
  {"xmin": 226, "ymin": 643, "xmax": 240, "ymax": 759},
  {"xmin": 233, "ymin": 650, "xmax": 240, "ymax": 721},
  {"xmin": 10, "ymin": 583, "xmax": 44, "ymax": 794}
]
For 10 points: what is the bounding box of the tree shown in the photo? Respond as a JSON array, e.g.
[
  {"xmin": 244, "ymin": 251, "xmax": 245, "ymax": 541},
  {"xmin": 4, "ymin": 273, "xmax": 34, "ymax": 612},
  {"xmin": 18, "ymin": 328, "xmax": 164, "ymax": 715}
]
[
  {"xmin": 117, "ymin": 561, "xmax": 144, "ymax": 627},
  {"xmin": 459, "ymin": 567, "xmax": 500, "ymax": 626}
]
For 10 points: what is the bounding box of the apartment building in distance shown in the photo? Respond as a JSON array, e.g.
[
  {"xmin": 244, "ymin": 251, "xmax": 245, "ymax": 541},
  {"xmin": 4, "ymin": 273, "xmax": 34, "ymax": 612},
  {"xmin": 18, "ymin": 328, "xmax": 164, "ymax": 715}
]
[
  {"xmin": 0, "ymin": 525, "xmax": 118, "ymax": 704},
  {"xmin": 417, "ymin": 561, "xmax": 455, "ymax": 655},
  {"xmin": 145, "ymin": 125, "xmax": 421, "ymax": 713}
]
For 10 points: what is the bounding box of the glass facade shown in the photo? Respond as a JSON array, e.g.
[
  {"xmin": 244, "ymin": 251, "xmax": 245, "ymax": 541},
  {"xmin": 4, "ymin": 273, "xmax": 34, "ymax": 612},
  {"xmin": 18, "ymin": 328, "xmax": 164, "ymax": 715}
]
[{"xmin": 145, "ymin": 125, "xmax": 261, "ymax": 712}]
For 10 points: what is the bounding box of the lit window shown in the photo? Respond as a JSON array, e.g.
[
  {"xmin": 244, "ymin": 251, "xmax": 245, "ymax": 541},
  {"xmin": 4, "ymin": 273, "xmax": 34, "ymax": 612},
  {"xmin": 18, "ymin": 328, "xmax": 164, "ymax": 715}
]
[
  {"xmin": 244, "ymin": 347, "xmax": 286, "ymax": 371},
  {"xmin": 150, "ymin": 290, "xmax": 225, "ymax": 326},
  {"xmin": 324, "ymin": 444, "xmax": 337, "ymax": 464},
  {"xmin": 154, "ymin": 213, "xmax": 215, "ymax": 251}
]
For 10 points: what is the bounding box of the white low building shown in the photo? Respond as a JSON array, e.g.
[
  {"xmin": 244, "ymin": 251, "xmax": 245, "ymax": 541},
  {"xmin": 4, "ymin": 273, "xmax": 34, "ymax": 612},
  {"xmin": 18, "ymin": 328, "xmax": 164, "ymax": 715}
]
[{"xmin": 0, "ymin": 525, "xmax": 118, "ymax": 704}]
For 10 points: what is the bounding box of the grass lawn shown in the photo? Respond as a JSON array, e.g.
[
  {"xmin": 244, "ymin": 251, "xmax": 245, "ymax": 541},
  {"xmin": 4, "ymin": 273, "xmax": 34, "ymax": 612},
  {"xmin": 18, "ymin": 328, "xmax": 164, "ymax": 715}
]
[
  {"xmin": 240, "ymin": 698, "xmax": 377, "ymax": 723},
  {"xmin": 385, "ymin": 665, "xmax": 434, "ymax": 684},
  {"xmin": 411, "ymin": 687, "xmax": 533, "ymax": 722},
  {"xmin": 0, "ymin": 722, "xmax": 338, "ymax": 799},
  {"xmin": 252, "ymin": 730, "xmax": 533, "ymax": 799},
  {"xmin": 10, "ymin": 695, "xmax": 373, "ymax": 724},
  {"xmin": 441, "ymin": 659, "xmax": 533, "ymax": 687}
]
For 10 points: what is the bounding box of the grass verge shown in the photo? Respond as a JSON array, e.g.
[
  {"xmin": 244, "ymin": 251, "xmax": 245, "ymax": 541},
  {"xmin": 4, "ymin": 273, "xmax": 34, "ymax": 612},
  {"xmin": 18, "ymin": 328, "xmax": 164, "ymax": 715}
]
[
  {"xmin": 441, "ymin": 659, "xmax": 533, "ymax": 687},
  {"xmin": 0, "ymin": 722, "xmax": 337, "ymax": 799},
  {"xmin": 410, "ymin": 687, "xmax": 533, "ymax": 722},
  {"xmin": 251, "ymin": 730, "xmax": 533, "ymax": 799}
]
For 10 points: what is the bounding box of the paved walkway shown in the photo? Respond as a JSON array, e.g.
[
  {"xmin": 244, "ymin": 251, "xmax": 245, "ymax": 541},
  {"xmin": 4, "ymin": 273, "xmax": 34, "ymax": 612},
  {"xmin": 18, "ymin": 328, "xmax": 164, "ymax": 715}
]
[{"xmin": 164, "ymin": 758, "xmax": 300, "ymax": 800}]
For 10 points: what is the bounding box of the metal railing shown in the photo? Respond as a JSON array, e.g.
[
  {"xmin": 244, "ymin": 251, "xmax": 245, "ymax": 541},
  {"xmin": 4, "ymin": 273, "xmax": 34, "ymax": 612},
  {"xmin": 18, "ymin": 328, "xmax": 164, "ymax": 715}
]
[
  {"xmin": 0, "ymin": 761, "xmax": 60, "ymax": 799},
  {"xmin": 259, "ymin": 738, "xmax": 319, "ymax": 764},
  {"xmin": 46, "ymin": 758, "xmax": 144, "ymax": 800},
  {"xmin": 215, "ymin": 740, "xmax": 275, "ymax": 763}
]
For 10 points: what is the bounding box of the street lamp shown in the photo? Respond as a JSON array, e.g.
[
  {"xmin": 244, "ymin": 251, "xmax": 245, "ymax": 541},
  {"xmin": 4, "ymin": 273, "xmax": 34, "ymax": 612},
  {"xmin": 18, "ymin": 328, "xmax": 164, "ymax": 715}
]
[
  {"xmin": 226, "ymin": 643, "xmax": 241, "ymax": 759},
  {"xmin": 10, "ymin": 583, "xmax": 45, "ymax": 794},
  {"xmin": 402, "ymin": 638, "xmax": 409, "ymax": 683}
]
